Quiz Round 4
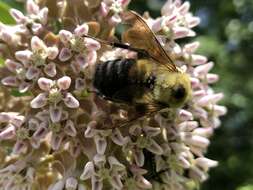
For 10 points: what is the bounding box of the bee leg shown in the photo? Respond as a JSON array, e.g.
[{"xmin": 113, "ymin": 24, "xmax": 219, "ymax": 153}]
[
  {"xmin": 87, "ymin": 89, "xmax": 111, "ymax": 101},
  {"xmin": 83, "ymin": 34, "xmax": 150, "ymax": 58}
]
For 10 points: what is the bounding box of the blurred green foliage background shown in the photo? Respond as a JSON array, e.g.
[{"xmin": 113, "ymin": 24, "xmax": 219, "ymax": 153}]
[{"xmin": 0, "ymin": 0, "xmax": 252, "ymax": 189}]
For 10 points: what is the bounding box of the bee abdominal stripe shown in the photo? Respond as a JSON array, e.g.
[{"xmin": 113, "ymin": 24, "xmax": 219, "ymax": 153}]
[{"xmin": 93, "ymin": 59, "xmax": 155, "ymax": 102}]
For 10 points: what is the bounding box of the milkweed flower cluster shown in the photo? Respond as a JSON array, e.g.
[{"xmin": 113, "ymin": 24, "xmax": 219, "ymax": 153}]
[{"xmin": 0, "ymin": 0, "xmax": 226, "ymax": 190}]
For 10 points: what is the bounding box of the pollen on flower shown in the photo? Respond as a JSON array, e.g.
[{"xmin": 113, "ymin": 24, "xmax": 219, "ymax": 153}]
[{"xmin": 0, "ymin": 0, "xmax": 226, "ymax": 189}]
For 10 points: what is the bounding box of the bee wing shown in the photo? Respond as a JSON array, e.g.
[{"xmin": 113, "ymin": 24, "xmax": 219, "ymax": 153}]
[{"xmin": 122, "ymin": 11, "xmax": 177, "ymax": 72}]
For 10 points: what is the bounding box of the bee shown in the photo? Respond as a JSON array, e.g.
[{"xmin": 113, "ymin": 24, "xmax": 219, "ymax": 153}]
[{"xmin": 87, "ymin": 11, "xmax": 191, "ymax": 124}]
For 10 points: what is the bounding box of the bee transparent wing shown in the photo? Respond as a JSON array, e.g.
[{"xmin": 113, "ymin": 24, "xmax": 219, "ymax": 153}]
[{"xmin": 122, "ymin": 11, "xmax": 178, "ymax": 72}]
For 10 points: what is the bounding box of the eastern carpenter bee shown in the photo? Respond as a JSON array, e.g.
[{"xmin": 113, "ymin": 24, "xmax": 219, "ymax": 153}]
[{"xmin": 86, "ymin": 11, "xmax": 191, "ymax": 126}]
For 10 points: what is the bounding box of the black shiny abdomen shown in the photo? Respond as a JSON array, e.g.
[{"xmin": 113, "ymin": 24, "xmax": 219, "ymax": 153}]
[
  {"xmin": 93, "ymin": 59, "xmax": 135, "ymax": 98},
  {"xmin": 93, "ymin": 59, "xmax": 155, "ymax": 103},
  {"xmin": 94, "ymin": 58, "xmax": 157, "ymax": 104}
]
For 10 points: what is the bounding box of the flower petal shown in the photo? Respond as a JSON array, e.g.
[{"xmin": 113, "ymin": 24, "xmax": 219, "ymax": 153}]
[
  {"xmin": 86, "ymin": 51, "xmax": 97, "ymax": 65},
  {"xmin": 31, "ymin": 23, "xmax": 43, "ymax": 34},
  {"xmin": 49, "ymin": 106, "xmax": 62, "ymax": 123},
  {"xmin": 179, "ymin": 1, "xmax": 190, "ymax": 14},
  {"xmin": 191, "ymin": 54, "xmax": 208, "ymax": 65},
  {"xmin": 80, "ymin": 161, "xmax": 94, "ymax": 180},
  {"xmin": 74, "ymin": 23, "xmax": 89, "ymax": 36},
  {"xmin": 206, "ymin": 73, "xmax": 219, "ymax": 84},
  {"xmin": 51, "ymin": 134, "xmax": 63, "ymax": 150},
  {"xmin": 35, "ymin": 110, "xmax": 49, "ymax": 121},
  {"xmin": 0, "ymin": 124, "xmax": 16, "ymax": 140},
  {"xmin": 10, "ymin": 9, "xmax": 26, "ymax": 24},
  {"xmin": 75, "ymin": 54, "xmax": 87, "ymax": 69},
  {"xmin": 84, "ymin": 38, "xmax": 101, "ymax": 51},
  {"xmin": 111, "ymin": 128, "xmax": 127, "ymax": 146},
  {"xmin": 189, "ymin": 167, "xmax": 207, "ymax": 182},
  {"xmin": 136, "ymin": 176, "xmax": 152, "ymax": 189},
  {"xmin": 183, "ymin": 41, "xmax": 200, "ymax": 53},
  {"xmin": 134, "ymin": 150, "xmax": 145, "ymax": 167},
  {"xmin": 26, "ymin": 0, "xmax": 39, "ymax": 14},
  {"xmin": 63, "ymin": 93, "xmax": 79, "ymax": 108},
  {"xmin": 100, "ymin": 2, "xmax": 109, "ymax": 17},
  {"xmin": 57, "ymin": 76, "xmax": 71, "ymax": 90},
  {"xmin": 173, "ymin": 27, "xmax": 190, "ymax": 39},
  {"xmin": 47, "ymin": 46, "xmax": 59, "ymax": 60},
  {"xmin": 13, "ymin": 141, "xmax": 27, "ymax": 154},
  {"xmin": 50, "ymin": 180, "xmax": 64, "ymax": 190},
  {"xmin": 110, "ymin": 175, "xmax": 123, "ymax": 190},
  {"xmin": 5, "ymin": 59, "xmax": 22, "ymax": 72},
  {"xmin": 1, "ymin": 76, "xmax": 18, "ymax": 87},
  {"xmin": 197, "ymin": 93, "xmax": 224, "ymax": 106},
  {"xmin": 84, "ymin": 121, "xmax": 97, "ymax": 138},
  {"xmin": 94, "ymin": 135, "xmax": 107, "ymax": 155},
  {"xmin": 31, "ymin": 36, "xmax": 46, "ymax": 51},
  {"xmin": 38, "ymin": 77, "xmax": 53, "ymax": 91},
  {"xmin": 32, "ymin": 122, "xmax": 48, "ymax": 140},
  {"xmin": 26, "ymin": 67, "xmax": 40, "ymax": 80},
  {"xmin": 64, "ymin": 120, "xmax": 77, "ymax": 137},
  {"xmin": 195, "ymin": 157, "xmax": 218, "ymax": 171},
  {"xmin": 179, "ymin": 109, "xmax": 193, "ymax": 121},
  {"xmin": 108, "ymin": 156, "xmax": 125, "ymax": 171},
  {"xmin": 146, "ymin": 139, "xmax": 163, "ymax": 155},
  {"xmin": 59, "ymin": 48, "xmax": 72, "ymax": 62},
  {"xmin": 59, "ymin": 30, "xmax": 73, "ymax": 44},
  {"xmin": 30, "ymin": 93, "xmax": 47, "ymax": 108},
  {"xmin": 19, "ymin": 82, "xmax": 30, "ymax": 93},
  {"xmin": 15, "ymin": 50, "xmax": 32, "ymax": 64},
  {"xmin": 44, "ymin": 62, "xmax": 57, "ymax": 77},
  {"xmin": 38, "ymin": 7, "xmax": 48, "ymax": 25},
  {"xmin": 194, "ymin": 62, "xmax": 214, "ymax": 77},
  {"xmin": 94, "ymin": 154, "xmax": 106, "ymax": 166}
]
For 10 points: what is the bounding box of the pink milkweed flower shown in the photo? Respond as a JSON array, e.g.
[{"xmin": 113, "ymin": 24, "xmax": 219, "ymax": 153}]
[
  {"xmin": 10, "ymin": 0, "xmax": 48, "ymax": 34},
  {"xmin": 0, "ymin": 0, "xmax": 226, "ymax": 189},
  {"xmin": 31, "ymin": 76, "xmax": 79, "ymax": 124}
]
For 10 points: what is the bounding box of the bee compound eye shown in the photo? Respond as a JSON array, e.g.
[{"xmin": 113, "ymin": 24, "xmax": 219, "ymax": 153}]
[{"xmin": 173, "ymin": 85, "xmax": 186, "ymax": 100}]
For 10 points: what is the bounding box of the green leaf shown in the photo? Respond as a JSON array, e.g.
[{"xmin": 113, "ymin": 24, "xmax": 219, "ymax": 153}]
[
  {"xmin": 237, "ymin": 185, "xmax": 253, "ymax": 190},
  {"xmin": 11, "ymin": 89, "xmax": 32, "ymax": 97},
  {"xmin": 0, "ymin": 57, "xmax": 4, "ymax": 66},
  {"xmin": 0, "ymin": 1, "xmax": 15, "ymax": 24},
  {"xmin": 1, "ymin": 0, "xmax": 24, "ymax": 11}
]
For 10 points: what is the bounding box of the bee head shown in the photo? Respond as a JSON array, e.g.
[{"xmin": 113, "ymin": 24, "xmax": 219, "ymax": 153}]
[
  {"xmin": 172, "ymin": 84, "xmax": 186, "ymax": 100},
  {"xmin": 154, "ymin": 72, "xmax": 191, "ymax": 108}
]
